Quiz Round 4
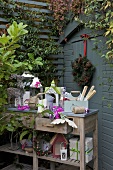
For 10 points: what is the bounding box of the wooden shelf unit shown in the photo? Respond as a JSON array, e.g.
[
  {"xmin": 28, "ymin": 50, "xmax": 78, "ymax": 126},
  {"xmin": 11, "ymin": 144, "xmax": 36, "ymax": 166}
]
[
  {"xmin": 0, "ymin": 109, "xmax": 98, "ymax": 170},
  {"xmin": 34, "ymin": 109, "xmax": 98, "ymax": 170}
]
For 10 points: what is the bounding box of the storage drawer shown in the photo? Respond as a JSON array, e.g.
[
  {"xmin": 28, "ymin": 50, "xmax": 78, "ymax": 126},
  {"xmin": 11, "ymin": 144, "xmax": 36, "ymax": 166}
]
[{"xmin": 35, "ymin": 117, "xmax": 72, "ymax": 134}]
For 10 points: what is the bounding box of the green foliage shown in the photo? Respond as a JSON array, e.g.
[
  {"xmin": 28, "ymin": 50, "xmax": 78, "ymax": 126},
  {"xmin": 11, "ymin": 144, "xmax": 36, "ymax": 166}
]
[
  {"xmin": 0, "ymin": 20, "xmax": 43, "ymax": 109},
  {"xmin": 19, "ymin": 130, "xmax": 30, "ymax": 141},
  {"xmin": 0, "ymin": 21, "xmax": 29, "ymax": 109},
  {"xmin": 0, "ymin": 21, "xmax": 28, "ymax": 71},
  {"xmin": 80, "ymin": 0, "xmax": 113, "ymax": 59},
  {"xmin": 49, "ymin": 0, "xmax": 84, "ymax": 35},
  {"xmin": 37, "ymin": 109, "xmax": 54, "ymax": 117},
  {"xmin": 0, "ymin": 0, "xmax": 62, "ymax": 86},
  {"xmin": 0, "ymin": 111, "xmax": 34, "ymax": 141}
]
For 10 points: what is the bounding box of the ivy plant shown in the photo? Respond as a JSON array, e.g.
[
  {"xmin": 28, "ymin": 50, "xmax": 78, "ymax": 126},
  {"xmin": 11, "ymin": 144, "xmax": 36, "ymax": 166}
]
[
  {"xmin": 80, "ymin": 0, "xmax": 113, "ymax": 59},
  {"xmin": 49, "ymin": 0, "xmax": 84, "ymax": 35},
  {"xmin": 50, "ymin": 0, "xmax": 113, "ymax": 60}
]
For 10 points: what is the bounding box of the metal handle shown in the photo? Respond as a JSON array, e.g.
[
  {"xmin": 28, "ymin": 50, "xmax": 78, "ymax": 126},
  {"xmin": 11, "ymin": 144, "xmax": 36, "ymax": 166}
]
[
  {"xmin": 71, "ymin": 91, "xmax": 80, "ymax": 93},
  {"xmin": 42, "ymin": 124, "xmax": 54, "ymax": 128}
]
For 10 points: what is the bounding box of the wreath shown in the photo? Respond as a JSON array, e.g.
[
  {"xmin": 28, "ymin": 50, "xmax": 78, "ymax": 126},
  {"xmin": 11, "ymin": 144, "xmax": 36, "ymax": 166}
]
[
  {"xmin": 71, "ymin": 54, "xmax": 95, "ymax": 86},
  {"xmin": 33, "ymin": 132, "xmax": 52, "ymax": 156}
]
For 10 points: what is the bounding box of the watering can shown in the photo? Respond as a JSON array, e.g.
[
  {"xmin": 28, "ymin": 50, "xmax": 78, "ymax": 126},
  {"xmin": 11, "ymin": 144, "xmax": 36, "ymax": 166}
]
[{"xmin": 45, "ymin": 94, "xmax": 54, "ymax": 110}]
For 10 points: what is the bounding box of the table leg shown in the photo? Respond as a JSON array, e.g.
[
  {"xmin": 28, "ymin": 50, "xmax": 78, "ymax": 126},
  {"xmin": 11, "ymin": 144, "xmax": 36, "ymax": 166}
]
[
  {"xmin": 93, "ymin": 114, "xmax": 98, "ymax": 170},
  {"xmin": 33, "ymin": 113, "xmax": 38, "ymax": 170},
  {"xmin": 80, "ymin": 118, "xmax": 86, "ymax": 170},
  {"xmin": 33, "ymin": 149, "xmax": 38, "ymax": 170},
  {"xmin": 50, "ymin": 162, "xmax": 55, "ymax": 170}
]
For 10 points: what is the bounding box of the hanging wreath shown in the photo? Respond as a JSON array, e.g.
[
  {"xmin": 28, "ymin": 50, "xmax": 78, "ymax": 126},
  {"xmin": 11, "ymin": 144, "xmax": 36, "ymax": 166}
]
[{"xmin": 71, "ymin": 54, "xmax": 95, "ymax": 86}]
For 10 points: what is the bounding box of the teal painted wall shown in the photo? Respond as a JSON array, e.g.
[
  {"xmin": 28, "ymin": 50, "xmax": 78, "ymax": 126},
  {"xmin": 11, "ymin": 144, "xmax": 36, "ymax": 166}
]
[{"xmin": 60, "ymin": 22, "xmax": 113, "ymax": 170}]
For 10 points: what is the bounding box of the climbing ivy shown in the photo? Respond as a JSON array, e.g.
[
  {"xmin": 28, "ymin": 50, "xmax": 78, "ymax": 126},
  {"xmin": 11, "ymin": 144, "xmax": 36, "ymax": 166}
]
[
  {"xmin": 49, "ymin": 0, "xmax": 84, "ymax": 35},
  {"xmin": 80, "ymin": 0, "xmax": 113, "ymax": 59},
  {"xmin": 49, "ymin": 0, "xmax": 113, "ymax": 59}
]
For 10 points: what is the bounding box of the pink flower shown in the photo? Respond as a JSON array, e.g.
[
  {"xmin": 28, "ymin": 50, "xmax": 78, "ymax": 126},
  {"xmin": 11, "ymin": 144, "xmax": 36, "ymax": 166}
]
[
  {"xmin": 35, "ymin": 81, "xmax": 41, "ymax": 88},
  {"xmin": 17, "ymin": 105, "xmax": 30, "ymax": 110},
  {"xmin": 52, "ymin": 106, "xmax": 64, "ymax": 119}
]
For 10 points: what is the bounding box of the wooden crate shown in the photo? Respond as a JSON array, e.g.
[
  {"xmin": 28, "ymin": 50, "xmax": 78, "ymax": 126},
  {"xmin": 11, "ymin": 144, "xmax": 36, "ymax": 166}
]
[{"xmin": 35, "ymin": 117, "xmax": 72, "ymax": 134}]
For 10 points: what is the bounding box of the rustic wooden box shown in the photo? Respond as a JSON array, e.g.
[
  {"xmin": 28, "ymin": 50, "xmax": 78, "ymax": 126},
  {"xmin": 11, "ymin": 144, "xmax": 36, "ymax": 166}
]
[
  {"xmin": 35, "ymin": 117, "xmax": 72, "ymax": 134},
  {"xmin": 68, "ymin": 114, "xmax": 96, "ymax": 135},
  {"xmin": 64, "ymin": 100, "xmax": 88, "ymax": 112}
]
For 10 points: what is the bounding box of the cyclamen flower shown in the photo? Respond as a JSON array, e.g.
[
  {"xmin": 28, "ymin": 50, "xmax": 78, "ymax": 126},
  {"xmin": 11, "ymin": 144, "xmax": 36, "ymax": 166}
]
[
  {"xmin": 52, "ymin": 106, "xmax": 64, "ymax": 119},
  {"xmin": 35, "ymin": 82, "xmax": 41, "ymax": 88}
]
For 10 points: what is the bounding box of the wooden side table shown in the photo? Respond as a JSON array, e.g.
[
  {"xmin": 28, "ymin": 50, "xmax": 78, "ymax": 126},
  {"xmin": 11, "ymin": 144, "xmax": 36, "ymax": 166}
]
[{"xmin": 34, "ymin": 109, "xmax": 98, "ymax": 170}]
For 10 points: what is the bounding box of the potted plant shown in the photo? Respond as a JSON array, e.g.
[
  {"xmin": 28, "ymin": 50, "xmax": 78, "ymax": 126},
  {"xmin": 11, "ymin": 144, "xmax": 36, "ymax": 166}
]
[{"xmin": 0, "ymin": 110, "xmax": 34, "ymax": 150}]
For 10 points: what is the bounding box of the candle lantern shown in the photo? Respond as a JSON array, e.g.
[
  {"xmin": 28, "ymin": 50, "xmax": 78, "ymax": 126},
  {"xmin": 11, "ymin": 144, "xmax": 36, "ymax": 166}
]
[{"xmin": 60, "ymin": 142, "xmax": 67, "ymax": 161}]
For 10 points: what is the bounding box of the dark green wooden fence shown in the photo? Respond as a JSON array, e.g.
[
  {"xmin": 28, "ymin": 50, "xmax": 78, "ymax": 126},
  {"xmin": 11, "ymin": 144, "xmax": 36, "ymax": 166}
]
[{"xmin": 0, "ymin": 0, "xmax": 64, "ymax": 85}]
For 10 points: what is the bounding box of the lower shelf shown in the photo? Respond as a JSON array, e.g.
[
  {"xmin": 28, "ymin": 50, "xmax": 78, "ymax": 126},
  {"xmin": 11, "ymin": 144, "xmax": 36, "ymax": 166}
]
[
  {"xmin": 38, "ymin": 155, "xmax": 80, "ymax": 167},
  {"xmin": 0, "ymin": 144, "xmax": 33, "ymax": 157},
  {"xmin": 1, "ymin": 164, "xmax": 49, "ymax": 170},
  {"xmin": 1, "ymin": 164, "xmax": 32, "ymax": 170}
]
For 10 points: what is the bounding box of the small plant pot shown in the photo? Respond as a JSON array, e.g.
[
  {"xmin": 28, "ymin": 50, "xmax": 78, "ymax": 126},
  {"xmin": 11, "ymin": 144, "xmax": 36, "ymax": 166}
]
[{"xmin": 24, "ymin": 147, "xmax": 33, "ymax": 153}]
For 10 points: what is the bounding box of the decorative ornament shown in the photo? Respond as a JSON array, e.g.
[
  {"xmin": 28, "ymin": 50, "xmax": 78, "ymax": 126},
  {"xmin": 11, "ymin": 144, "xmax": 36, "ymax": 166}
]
[
  {"xmin": 45, "ymin": 80, "xmax": 61, "ymax": 106},
  {"xmin": 51, "ymin": 117, "xmax": 77, "ymax": 128},
  {"xmin": 85, "ymin": 108, "xmax": 89, "ymax": 113},
  {"xmin": 80, "ymin": 34, "xmax": 90, "ymax": 57},
  {"xmin": 20, "ymin": 139, "xmax": 33, "ymax": 153},
  {"xmin": 34, "ymin": 145, "xmax": 51, "ymax": 156},
  {"xmin": 22, "ymin": 72, "xmax": 34, "ymax": 78},
  {"xmin": 60, "ymin": 142, "xmax": 67, "ymax": 161},
  {"xmin": 30, "ymin": 77, "xmax": 42, "ymax": 88},
  {"xmin": 71, "ymin": 54, "xmax": 95, "ymax": 86},
  {"xmin": 33, "ymin": 132, "xmax": 52, "ymax": 156},
  {"xmin": 49, "ymin": 133, "xmax": 68, "ymax": 158}
]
